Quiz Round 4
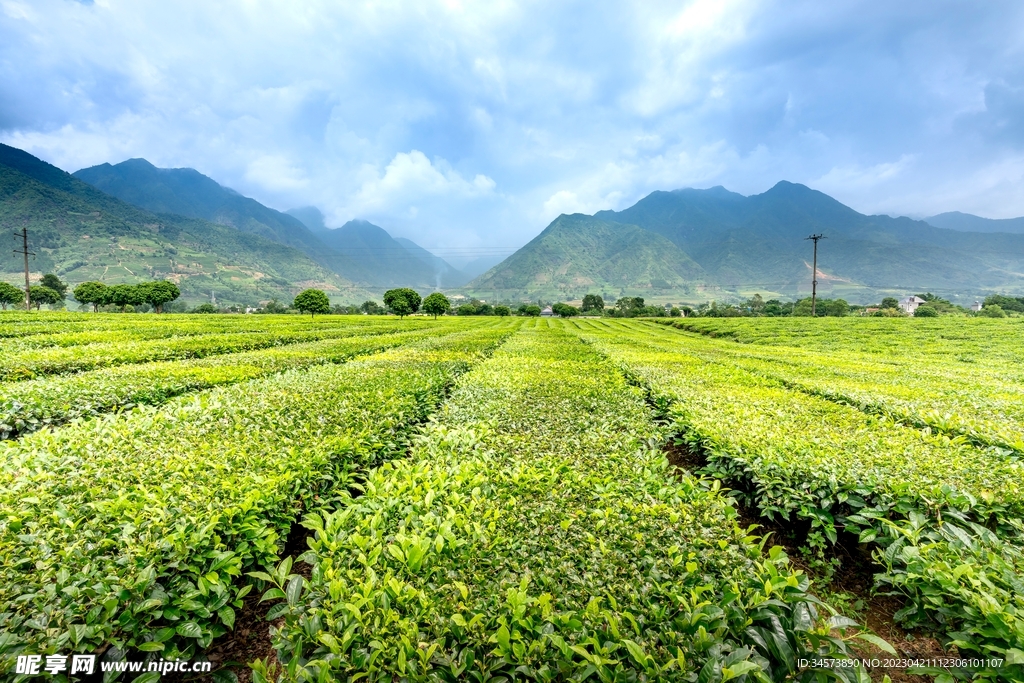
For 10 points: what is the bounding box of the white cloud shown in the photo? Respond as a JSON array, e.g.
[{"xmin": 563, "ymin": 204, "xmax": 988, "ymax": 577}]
[
  {"xmin": 244, "ymin": 155, "xmax": 308, "ymax": 192},
  {"xmin": 353, "ymin": 150, "xmax": 496, "ymax": 212},
  {"xmin": 2, "ymin": 0, "xmax": 1024, "ymax": 250}
]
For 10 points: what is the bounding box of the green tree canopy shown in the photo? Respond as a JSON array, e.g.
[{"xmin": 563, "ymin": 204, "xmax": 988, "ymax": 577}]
[
  {"xmin": 29, "ymin": 285, "xmax": 61, "ymax": 310},
  {"xmin": 383, "ymin": 288, "xmax": 421, "ymax": 318},
  {"xmin": 422, "ymin": 292, "xmax": 451, "ymax": 319},
  {"xmin": 552, "ymin": 302, "xmax": 579, "ymax": 318},
  {"xmin": 107, "ymin": 284, "xmax": 145, "ymax": 312},
  {"xmin": 137, "ymin": 281, "xmax": 181, "ymax": 313},
  {"xmin": 0, "ymin": 281, "xmax": 23, "ymax": 310},
  {"xmin": 979, "ymin": 304, "xmax": 1006, "ymax": 318},
  {"xmin": 982, "ymin": 294, "xmax": 1024, "ymax": 313},
  {"xmin": 521, "ymin": 304, "xmax": 542, "ymax": 317},
  {"xmin": 360, "ymin": 300, "xmax": 384, "ymax": 315},
  {"xmin": 823, "ymin": 299, "xmax": 849, "ymax": 317},
  {"xmin": 914, "ymin": 305, "xmax": 939, "ymax": 317},
  {"xmin": 73, "ymin": 281, "xmax": 109, "ymax": 312},
  {"xmin": 880, "ymin": 297, "xmax": 899, "ymax": 310},
  {"xmin": 40, "ymin": 274, "xmax": 68, "ymax": 298},
  {"xmin": 293, "ymin": 288, "xmax": 331, "ymax": 318},
  {"xmin": 581, "ymin": 294, "xmax": 604, "ymax": 314},
  {"xmin": 193, "ymin": 303, "xmax": 218, "ymax": 314},
  {"xmin": 493, "ymin": 305, "xmax": 511, "ymax": 317}
]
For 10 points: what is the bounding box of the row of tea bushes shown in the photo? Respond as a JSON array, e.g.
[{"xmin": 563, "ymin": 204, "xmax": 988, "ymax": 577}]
[
  {"xmin": 264, "ymin": 322, "xmax": 869, "ymax": 682},
  {"xmin": 0, "ymin": 327, "xmax": 446, "ymax": 439},
  {"xmin": 0, "ymin": 325, "xmax": 513, "ymax": 668},
  {"xmin": 575, "ymin": 321, "xmax": 1024, "ymax": 678}
]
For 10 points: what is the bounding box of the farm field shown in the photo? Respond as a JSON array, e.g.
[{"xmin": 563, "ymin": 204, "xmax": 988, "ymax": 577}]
[{"xmin": 0, "ymin": 313, "xmax": 1022, "ymax": 682}]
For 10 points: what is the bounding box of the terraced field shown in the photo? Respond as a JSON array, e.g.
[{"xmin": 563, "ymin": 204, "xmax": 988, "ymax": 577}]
[{"xmin": 1, "ymin": 312, "xmax": 1021, "ymax": 682}]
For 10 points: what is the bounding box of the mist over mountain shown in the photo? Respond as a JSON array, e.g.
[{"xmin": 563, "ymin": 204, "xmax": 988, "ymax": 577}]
[
  {"xmin": 925, "ymin": 211, "xmax": 1024, "ymax": 234},
  {"xmin": 285, "ymin": 206, "xmax": 330, "ymax": 233},
  {"xmin": 0, "ymin": 144, "xmax": 366, "ymax": 305},
  {"xmin": 465, "ymin": 182, "xmax": 1024, "ymax": 303}
]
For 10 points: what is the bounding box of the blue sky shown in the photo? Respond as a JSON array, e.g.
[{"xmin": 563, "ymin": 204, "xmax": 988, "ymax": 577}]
[{"xmin": 2, "ymin": 0, "xmax": 1023, "ymax": 261}]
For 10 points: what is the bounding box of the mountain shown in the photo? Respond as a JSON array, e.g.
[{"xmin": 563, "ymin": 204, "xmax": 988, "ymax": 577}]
[
  {"xmin": 392, "ymin": 237, "xmax": 469, "ymax": 288},
  {"xmin": 926, "ymin": 211, "xmax": 1024, "ymax": 234},
  {"xmin": 285, "ymin": 206, "xmax": 329, "ymax": 233},
  {"xmin": 466, "ymin": 214, "xmax": 705, "ymax": 300},
  {"xmin": 465, "ymin": 181, "xmax": 1024, "ymax": 303},
  {"xmin": 459, "ymin": 254, "xmax": 509, "ymax": 279},
  {"xmin": 310, "ymin": 219, "xmax": 463, "ymax": 289},
  {"xmin": 73, "ymin": 159, "xmax": 372, "ymax": 283},
  {"xmin": 0, "ymin": 144, "xmax": 368, "ymax": 305}
]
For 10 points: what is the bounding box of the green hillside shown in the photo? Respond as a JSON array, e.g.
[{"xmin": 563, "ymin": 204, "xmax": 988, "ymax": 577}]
[
  {"xmin": 926, "ymin": 211, "xmax": 1024, "ymax": 234},
  {"xmin": 598, "ymin": 182, "xmax": 1024, "ymax": 301},
  {"xmin": 465, "ymin": 214, "xmax": 705, "ymax": 301},
  {"xmin": 466, "ymin": 181, "xmax": 1024, "ymax": 304},
  {"xmin": 0, "ymin": 144, "xmax": 370, "ymax": 306},
  {"xmin": 73, "ymin": 159, "xmax": 375, "ymax": 284}
]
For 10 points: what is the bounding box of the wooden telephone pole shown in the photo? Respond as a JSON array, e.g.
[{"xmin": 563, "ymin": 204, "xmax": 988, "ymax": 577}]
[
  {"xmin": 805, "ymin": 233, "xmax": 825, "ymax": 316},
  {"xmin": 13, "ymin": 227, "xmax": 34, "ymax": 310}
]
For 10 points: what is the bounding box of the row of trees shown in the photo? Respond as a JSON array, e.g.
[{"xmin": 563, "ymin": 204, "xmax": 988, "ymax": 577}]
[
  {"xmin": 73, "ymin": 281, "xmax": 182, "ymax": 313},
  {"xmin": 0, "ymin": 274, "xmax": 72, "ymax": 310}
]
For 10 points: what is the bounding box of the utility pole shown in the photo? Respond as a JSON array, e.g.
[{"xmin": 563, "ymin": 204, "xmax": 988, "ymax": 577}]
[
  {"xmin": 805, "ymin": 233, "xmax": 825, "ymax": 316},
  {"xmin": 13, "ymin": 227, "xmax": 34, "ymax": 310}
]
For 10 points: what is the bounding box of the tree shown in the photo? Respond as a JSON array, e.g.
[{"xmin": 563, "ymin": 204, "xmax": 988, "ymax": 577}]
[
  {"xmin": 983, "ymin": 294, "xmax": 1024, "ymax": 313},
  {"xmin": 745, "ymin": 294, "xmax": 765, "ymax": 315},
  {"xmin": 73, "ymin": 281, "xmax": 110, "ymax": 312},
  {"xmin": 881, "ymin": 297, "xmax": 899, "ymax": 310},
  {"xmin": 107, "ymin": 284, "xmax": 145, "ymax": 313},
  {"xmin": 0, "ymin": 281, "xmax": 23, "ymax": 310},
  {"xmin": 29, "ymin": 285, "xmax": 61, "ymax": 310},
  {"xmin": 40, "ymin": 274, "xmax": 68, "ymax": 299},
  {"xmin": 264, "ymin": 299, "xmax": 288, "ymax": 314},
  {"xmin": 614, "ymin": 297, "xmax": 645, "ymax": 317},
  {"xmin": 914, "ymin": 305, "xmax": 939, "ymax": 317},
  {"xmin": 979, "ymin": 304, "xmax": 1006, "ymax": 318},
  {"xmin": 293, "ymin": 289, "xmax": 331, "ymax": 318},
  {"xmin": 138, "ymin": 281, "xmax": 181, "ymax": 313},
  {"xmin": 581, "ymin": 294, "xmax": 604, "ymax": 314},
  {"xmin": 457, "ymin": 303, "xmax": 477, "ymax": 316},
  {"xmin": 383, "ymin": 288, "xmax": 421, "ymax": 318},
  {"xmin": 493, "ymin": 305, "xmax": 511, "ymax": 317},
  {"xmin": 360, "ymin": 300, "xmax": 384, "ymax": 315},
  {"xmin": 552, "ymin": 303, "xmax": 579, "ymax": 317},
  {"xmin": 422, "ymin": 292, "xmax": 451, "ymax": 319},
  {"xmin": 193, "ymin": 303, "xmax": 219, "ymax": 313},
  {"xmin": 823, "ymin": 299, "xmax": 849, "ymax": 317},
  {"xmin": 521, "ymin": 304, "xmax": 541, "ymax": 317}
]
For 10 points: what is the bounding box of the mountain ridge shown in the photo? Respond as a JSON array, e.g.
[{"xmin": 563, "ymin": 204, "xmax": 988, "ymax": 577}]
[
  {"xmin": 466, "ymin": 181, "xmax": 1024, "ymax": 303},
  {"xmin": 0, "ymin": 144, "xmax": 369, "ymax": 305}
]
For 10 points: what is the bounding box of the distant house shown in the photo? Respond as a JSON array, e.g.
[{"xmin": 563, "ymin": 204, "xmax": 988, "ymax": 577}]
[
  {"xmin": 971, "ymin": 301, "xmax": 983, "ymax": 312},
  {"xmin": 899, "ymin": 296, "xmax": 927, "ymax": 314},
  {"xmin": 541, "ymin": 306, "xmax": 554, "ymax": 317},
  {"xmin": 864, "ymin": 307, "xmax": 880, "ymax": 315}
]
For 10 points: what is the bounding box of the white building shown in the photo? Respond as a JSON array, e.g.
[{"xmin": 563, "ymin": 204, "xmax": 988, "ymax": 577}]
[
  {"xmin": 971, "ymin": 301, "xmax": 983, "ymax": 312},
  {"xmin": 540, "ymin": 306, "xmax": 554, "ymax": 317},
  {"xmin": 899, "ymin": 296, "xmax": 927, "ymax": 314}
]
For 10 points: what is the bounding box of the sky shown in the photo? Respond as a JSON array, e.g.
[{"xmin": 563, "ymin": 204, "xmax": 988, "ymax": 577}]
[{"xmin": 3, "ymin": 0, "xmax": 1024, "ymax": 261}]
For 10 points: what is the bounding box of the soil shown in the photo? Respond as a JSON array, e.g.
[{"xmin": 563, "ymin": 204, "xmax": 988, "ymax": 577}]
[
  {"xmin": 162, "ymin": 517, "xmax": 316, "ymax": 683},
  {"xmin": 661, "ymin": 438, "xmax": 951, "ymax": 682}
]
